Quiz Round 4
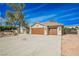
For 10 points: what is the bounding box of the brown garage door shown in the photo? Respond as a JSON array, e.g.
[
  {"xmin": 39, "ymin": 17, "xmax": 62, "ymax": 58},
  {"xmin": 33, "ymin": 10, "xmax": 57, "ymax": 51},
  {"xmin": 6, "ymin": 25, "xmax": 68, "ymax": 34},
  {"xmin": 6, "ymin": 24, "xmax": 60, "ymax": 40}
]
[
  {"xmin": 32, "ymin": 28, "xmax": 44, "ymax": 34},
  {"xmin": 48, "ymin": 29, "xmax": 57, "ymax": 35}
]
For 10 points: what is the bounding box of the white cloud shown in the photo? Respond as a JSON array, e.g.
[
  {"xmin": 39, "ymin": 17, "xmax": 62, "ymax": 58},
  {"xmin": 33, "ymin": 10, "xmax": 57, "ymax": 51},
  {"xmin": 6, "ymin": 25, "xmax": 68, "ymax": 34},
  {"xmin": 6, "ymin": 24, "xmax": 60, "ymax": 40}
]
[
  {"xmin": 54, "ymin": 7, "xmax": 78, "ymax": 17},
  {"xmin": 23, "ymin": 4, "xmax": 47, "ymax": 13},
  {"xmin": 57, "ymin": 12, "xmax": 77, "ymax": 19},
  {"xmin": 27, "ymin": 14, "xmax": 56, "ymax": 26},
  {"xmin": 62, "ymin": 17, "xmax": 79, "ymax": 22}
]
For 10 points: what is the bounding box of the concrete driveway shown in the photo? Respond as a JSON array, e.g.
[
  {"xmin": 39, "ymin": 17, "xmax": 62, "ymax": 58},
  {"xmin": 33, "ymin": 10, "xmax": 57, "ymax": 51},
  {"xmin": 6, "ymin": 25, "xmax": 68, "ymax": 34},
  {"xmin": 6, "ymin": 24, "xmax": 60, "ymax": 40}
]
[{"xmin": 0, "ymin": 34, "xmax": 61, "ymax": 56}]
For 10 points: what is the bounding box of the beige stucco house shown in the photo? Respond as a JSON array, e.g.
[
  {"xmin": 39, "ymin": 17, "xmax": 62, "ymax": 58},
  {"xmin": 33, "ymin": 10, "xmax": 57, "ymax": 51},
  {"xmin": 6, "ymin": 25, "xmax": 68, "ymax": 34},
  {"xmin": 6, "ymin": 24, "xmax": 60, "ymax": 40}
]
[{"xmin": 29, "ymin": 22, "xmax": 63, "ymax": 35}]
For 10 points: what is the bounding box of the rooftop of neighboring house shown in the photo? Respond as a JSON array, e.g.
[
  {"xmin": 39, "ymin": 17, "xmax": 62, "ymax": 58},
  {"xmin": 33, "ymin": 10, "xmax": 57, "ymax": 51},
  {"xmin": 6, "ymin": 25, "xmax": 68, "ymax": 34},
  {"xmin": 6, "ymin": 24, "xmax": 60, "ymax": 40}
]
[{"xmin": 64, "ymin": 26, "xmax": 79, "ymax": 28}]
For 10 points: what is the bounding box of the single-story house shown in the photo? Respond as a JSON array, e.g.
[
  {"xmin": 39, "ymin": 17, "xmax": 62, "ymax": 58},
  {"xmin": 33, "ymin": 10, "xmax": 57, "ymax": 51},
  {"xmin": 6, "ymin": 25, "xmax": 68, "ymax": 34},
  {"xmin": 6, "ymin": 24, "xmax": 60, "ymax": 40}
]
[{"xmin": 29, "ymin": 22, "xmax": 63, "ymax": 35}]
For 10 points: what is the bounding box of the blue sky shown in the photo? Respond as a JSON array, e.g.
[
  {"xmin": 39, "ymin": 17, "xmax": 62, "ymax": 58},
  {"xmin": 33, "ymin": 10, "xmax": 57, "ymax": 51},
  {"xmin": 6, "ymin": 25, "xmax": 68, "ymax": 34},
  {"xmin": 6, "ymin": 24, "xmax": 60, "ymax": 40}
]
[{"xmin": 0, "ymin": 3, "xmax": 79, "ymax": 26}]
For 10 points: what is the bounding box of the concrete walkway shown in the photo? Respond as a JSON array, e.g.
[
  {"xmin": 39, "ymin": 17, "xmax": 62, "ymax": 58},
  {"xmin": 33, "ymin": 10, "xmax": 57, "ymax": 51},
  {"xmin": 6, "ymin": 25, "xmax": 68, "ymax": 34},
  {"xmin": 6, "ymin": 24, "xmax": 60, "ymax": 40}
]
[{"xmin": 0, "ymin": 34, "xmax": 61, "ymax": 56}]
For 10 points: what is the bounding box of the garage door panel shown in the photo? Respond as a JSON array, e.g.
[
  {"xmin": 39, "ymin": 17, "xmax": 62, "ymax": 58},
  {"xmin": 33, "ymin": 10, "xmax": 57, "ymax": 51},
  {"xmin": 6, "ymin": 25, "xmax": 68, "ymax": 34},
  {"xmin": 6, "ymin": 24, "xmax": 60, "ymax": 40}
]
[
  {"xmin": 32, "ymin": 28, "xmax": 44, "ymax": 34},
  {"xmin": 48, "ymin": 29, "xmax": 57, "ymax": 35}
]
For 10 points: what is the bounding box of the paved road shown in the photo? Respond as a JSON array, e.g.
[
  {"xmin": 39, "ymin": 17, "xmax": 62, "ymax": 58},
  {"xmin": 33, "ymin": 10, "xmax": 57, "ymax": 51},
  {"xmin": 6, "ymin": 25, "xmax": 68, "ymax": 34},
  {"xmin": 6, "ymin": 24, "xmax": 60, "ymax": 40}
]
[{"xmin": 0, "ymin": 34, "xmax": 61, "ymax": 56}]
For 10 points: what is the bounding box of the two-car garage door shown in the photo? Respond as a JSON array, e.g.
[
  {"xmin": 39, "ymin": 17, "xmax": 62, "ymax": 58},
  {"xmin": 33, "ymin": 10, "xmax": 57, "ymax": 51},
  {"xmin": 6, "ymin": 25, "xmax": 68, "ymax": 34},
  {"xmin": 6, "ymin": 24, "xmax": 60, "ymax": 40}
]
[
  {"xmin": 32, "ymin": 28, "xmax": 44, "ymax": 35},
  {"xmin": 31, "ymin": 28, "xmax": 57, "ymax": 35}
]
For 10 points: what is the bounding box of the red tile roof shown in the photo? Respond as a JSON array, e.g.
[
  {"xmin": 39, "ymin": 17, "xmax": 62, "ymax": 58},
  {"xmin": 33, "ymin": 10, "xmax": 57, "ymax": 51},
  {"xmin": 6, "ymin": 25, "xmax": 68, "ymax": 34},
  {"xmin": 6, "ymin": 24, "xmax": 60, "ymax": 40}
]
[{"xmin": 43, "ymin": 22, "xmax": 63, "ymax": 26}]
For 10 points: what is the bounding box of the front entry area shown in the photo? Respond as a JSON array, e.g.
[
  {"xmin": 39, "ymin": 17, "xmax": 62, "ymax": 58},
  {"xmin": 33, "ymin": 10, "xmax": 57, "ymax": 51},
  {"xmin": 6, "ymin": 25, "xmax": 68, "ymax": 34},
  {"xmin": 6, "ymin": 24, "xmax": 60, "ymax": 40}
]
[{"xmin": 48, "ymin": 28, "xmax": 57, "ymax": 35}]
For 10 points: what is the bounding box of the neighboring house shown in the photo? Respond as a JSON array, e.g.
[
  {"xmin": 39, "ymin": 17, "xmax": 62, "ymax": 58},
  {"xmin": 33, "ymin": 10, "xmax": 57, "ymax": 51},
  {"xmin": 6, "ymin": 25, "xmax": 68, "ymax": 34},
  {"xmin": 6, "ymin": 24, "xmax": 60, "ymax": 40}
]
[
  {"xmin": 16, "ymin": 27, "xmax": 29, "ymax": 34},
  {"xmin": 29, "ymin": 22, "xmax": 63, "ymax": 35},
  {"xmin": 64, "ymin": 26, "xmax": 77, "ymax": 28}
]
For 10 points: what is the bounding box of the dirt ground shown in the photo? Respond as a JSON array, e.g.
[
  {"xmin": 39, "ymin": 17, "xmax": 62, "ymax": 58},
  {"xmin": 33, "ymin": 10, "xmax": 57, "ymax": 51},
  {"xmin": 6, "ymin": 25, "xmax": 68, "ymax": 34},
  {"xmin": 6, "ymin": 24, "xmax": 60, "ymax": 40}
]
[
  {"xmin": 0, "ymin": 34, "xmax": 61, "ymax": 56},
  {"xmin": 0, "ymin": 34, "xmax": 79, "ymax": 56},
  {"xmin": 62, "ymin": 34, "xmax": 79, "ymax": 56}
]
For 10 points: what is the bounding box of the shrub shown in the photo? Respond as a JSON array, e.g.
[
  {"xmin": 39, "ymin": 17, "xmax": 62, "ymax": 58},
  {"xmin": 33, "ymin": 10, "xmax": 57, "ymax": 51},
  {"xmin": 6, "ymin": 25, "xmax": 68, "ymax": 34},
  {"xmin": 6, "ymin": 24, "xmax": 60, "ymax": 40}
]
[
  {"xmin": 0, "ymin": 26, "xmax": 17, "ymax": 31},
  {"xmin": 62, "ymin": 27, "xmax": 77, "ymax": 34}
]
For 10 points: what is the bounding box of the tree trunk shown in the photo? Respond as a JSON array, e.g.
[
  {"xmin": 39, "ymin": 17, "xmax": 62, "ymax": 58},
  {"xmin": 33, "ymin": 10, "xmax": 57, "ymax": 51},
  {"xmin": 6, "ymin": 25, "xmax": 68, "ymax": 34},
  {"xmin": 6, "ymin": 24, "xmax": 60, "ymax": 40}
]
[
  {"xmin": 17, "ymin": 11, "xmax": 24, "ymax": 34},
  {"xmin": 18, "ymin": 20, "xmax": 23, "ymax": 34}
]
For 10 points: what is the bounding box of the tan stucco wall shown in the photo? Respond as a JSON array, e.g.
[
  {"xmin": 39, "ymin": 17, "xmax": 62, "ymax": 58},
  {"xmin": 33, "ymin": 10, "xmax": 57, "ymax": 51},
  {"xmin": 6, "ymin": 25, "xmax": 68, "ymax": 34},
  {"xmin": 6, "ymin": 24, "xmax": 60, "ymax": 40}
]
[{"xmin": 48, "ymin": 29, "xmax": 57, "ymax": 35}]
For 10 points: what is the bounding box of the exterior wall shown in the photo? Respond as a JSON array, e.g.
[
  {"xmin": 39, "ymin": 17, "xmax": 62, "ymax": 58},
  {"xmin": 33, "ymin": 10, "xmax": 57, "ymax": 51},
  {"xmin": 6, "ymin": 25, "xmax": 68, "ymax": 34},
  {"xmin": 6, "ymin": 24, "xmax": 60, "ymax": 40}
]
[
  {"xmin": 32, "ymin": 23, "xmax": 45, "ymax": 28},
  {"xmin": 23, "ymin": 29, "xmax": 27, "ymax": 34},
  {"xmin": 57, "ymin": 26, "xmax": 62, "ymax": 35},
  {"xmin": 16, "ymin": 27, "xmax": 23, "ymax": 33},
  {"xmin": 44, "ymin": 26, "xmax": 48, "ymax": 35},
  {"xmin": 48, "ymin": 29, "xmax": 57, "ymax": 35}
]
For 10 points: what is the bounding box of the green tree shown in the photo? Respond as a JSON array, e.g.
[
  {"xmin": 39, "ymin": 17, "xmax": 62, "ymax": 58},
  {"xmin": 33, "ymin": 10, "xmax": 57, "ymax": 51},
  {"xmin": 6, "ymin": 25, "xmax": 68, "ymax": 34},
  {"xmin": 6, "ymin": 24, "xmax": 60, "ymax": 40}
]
[
  {"xmin": 6, "ymin": 3, "xmax": 27, "ymax": 33},
  {"xmin": 5, "ymin": 20, "xmax": 12, "ymax": 26},
  {"xmin": 6, "ymin": 11, "xmax": 17, "ymax": 26}
]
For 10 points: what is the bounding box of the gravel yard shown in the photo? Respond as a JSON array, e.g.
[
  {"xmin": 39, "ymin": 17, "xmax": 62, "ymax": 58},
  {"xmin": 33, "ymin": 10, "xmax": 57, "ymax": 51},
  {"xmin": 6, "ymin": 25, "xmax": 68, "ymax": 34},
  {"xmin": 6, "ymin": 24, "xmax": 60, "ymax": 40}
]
[
  {"xmin": 0, "ymin": 34, "xmax": 61, "ymax": 56},
  {"xmin": 62, "ymin": 34, "xmax": 79, "ymax": 56}
]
